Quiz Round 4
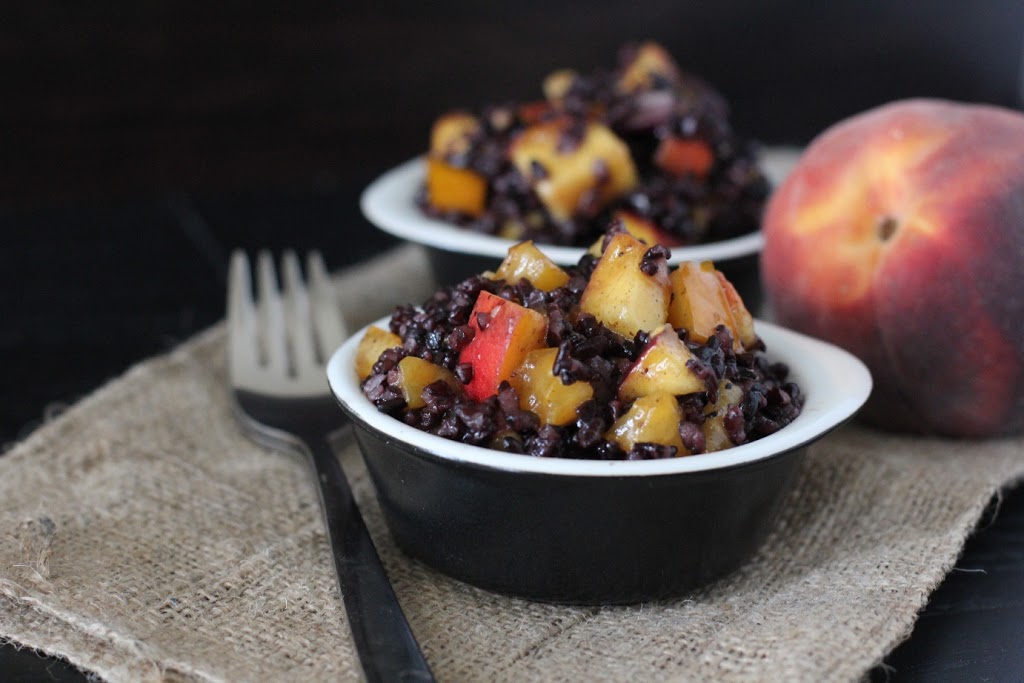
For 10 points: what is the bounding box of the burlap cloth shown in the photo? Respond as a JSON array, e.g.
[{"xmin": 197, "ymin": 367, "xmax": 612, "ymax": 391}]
[{"xmin": 2, "ymin": 244, "xmax": 1023, "ymax": 683}]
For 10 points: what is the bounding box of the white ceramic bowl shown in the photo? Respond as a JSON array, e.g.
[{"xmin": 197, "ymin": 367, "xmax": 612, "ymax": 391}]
[{"xmin": 360, "ymin": 146, "xmax": 801, "ymax": 309}]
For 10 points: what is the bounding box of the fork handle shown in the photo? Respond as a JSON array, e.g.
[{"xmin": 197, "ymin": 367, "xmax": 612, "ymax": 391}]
[{"xmin": 307, "ymin": 436, "xmax": 436, "ymax": 683}]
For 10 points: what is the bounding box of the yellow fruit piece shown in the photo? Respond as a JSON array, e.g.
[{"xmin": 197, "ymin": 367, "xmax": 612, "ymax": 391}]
[
  {"xmin": 354, "ymin": 325, "xmax": 403, "ymax": 380},
  {"xmin": 702, "ymin": 380, "xmax": 745, "ymax": 453},
  {"xmin": 497, "ymin": 220, "xmax": 526, "ymax": 241},
  {"xmin": 425, "ymin": 157, "xmax": 488, "ymax": 218},
  {"xmin": 508, "ymin": 118, "xmax": 637, "ymax": 222},
  {"xmin": 395, "ymin": 356, "xmax": 459, "ymax": 410},
  {"xmin": 494, "ymin": 240, "xmax": 570, "ymax": 291},
  {"xmin": 605, "ymin": 393, "xmax": 686, "ymax": 454},
  {"xmin": 615, "ymin": 209, "xmax": 662, "ymax": 245},
  {"xmin": 543, "ymin": 68, "xmax": 577, "ymax": 104},
  {"xmin": 430, "ymin": 112, "xmax": 481, "ymax": 157},
  {"xmin": 616, "ymin": 42, "xmax": 680, "ymax": 92},
  {"xmin": 715, "ymin": 271, "xmax": 758, "ymax": 350},
  {"xmin": 588, "ymin": 211, "xmax": 682, "ymax": 257},
  {"xmin": 618, "ymin": 323, "xmax": 706, "ymax": 402},
  {"xmin": 668, "ymin": 261, "xmax": 742, "ymax": 350},
  {"xmin": 510, "ymin": 347, "xmax": 594, "ymax": 426},
  {"xmin": 580, "ymin": 232, "xmax": 670, "ymax": 337}
]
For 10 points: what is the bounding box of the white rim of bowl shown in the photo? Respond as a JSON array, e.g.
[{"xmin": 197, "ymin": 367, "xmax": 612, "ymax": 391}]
[
  {"xmin": 327, "ymin": 316, "xmax": 872, "ymax": 477},
  {"xmin": 360, "ymin": 156, "xmax": 768, "ymax": 265}
]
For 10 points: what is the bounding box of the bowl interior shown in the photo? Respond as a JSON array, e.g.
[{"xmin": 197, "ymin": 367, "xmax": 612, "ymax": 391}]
[
  {"xmin": 359, "ymin": 153, "xmax": 804, "ymax": 266},
  {"xmin": 327, "ymin": 316, "xmax": 872, "ymax": 477}
]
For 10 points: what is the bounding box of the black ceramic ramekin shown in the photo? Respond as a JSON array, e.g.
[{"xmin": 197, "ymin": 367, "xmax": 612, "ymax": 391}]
[{"xmin": 328, "ymin": 318, "xmax": 870, "ymax": 604}]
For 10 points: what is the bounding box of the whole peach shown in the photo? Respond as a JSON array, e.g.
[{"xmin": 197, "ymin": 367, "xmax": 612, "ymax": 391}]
[{"xmin": 761, "ymin": 99, "xmax": 1024, "ymax": 437}]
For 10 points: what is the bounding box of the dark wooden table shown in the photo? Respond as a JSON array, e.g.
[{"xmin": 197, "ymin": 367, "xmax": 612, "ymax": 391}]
[{"xmin": 3, "ymin": 2, "xmax": 1023, "ymax": 679}]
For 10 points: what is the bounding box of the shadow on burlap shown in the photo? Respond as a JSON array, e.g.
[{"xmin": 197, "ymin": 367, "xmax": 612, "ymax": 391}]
[{"xmin": 2, "ymin": 245, "xmax": 1023, "ymax": 682}]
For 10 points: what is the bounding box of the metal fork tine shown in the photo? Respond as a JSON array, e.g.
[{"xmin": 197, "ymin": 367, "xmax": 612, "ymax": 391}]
[
  {"xmin": 227, "ymin": 250, "xmax": 258, "ymax": 375},
  {"xmin": 281, "ymin": 249, "xmax": 319, "ymax": 379},
  {"xmin": 256, "ymin": 250, "xmax": 288, "ymax": 374},
  {"xmin": 228, "ymin": 247, "xmax": 435, "ymax": 681},
  {"xmin": 307, "ymin": 251, "xmax": 348, "ymax": 363}
]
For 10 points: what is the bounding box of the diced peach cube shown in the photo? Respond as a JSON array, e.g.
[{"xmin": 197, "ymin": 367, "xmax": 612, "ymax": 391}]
[
  {"xmin": 715, "ymin": 271, "xmax": 758, "ymax": 350},
  {"xmin": 354, "ymin": 325, "xmax": 403, "ymax": 380},
  {"xmin": 702, "ymin": 380, "xmax": 745, "ymax": 452},
  {"xmin": 395, "ymin": 356, "xmax": 459, "ymax": 410},
  {"xmin": 668, "ymin": 261, "xmax": 742, "ymax": 350},
  {"xmin": 518, "ymin": 100, "xmax": 554, "ymax": 125},
  {"xmin": 508, "ymin": 118, "xmax": 637, "ymax": 222},
  {"xmin": 494, "ymin": 240, "xmax": 570, "ymax": 292},
  {"xmin": 542, "ymin": 68, "xmax": 577, "ymax": 104},
  {"xmin": 588, "ymin": 211, "xmax": 686, "ymax": 256},
  {"xmin": 616, "ymin": 42, "xmax": 681, "ymax": 92},
  {"xmin": 509, "ymin": 347, "xmax": 594, "ymax": 426},
  {"xmin": 425, "ymin": 157, "xmax": 488, "ymax": 218},
  {"xmin": 654, "ymin": 137, "xmax": 715, "ymax": 179},
  {"xmin": 605, "ymin": 392, "xmax": 686, "ymax": 454},
  {"xmin": 616, "ymin": 209, "xmax": 664, "ymax": 246},
  {"xmin": 618, "ymin": 323, "xmax": 706, "ymax": 402},
  {"xmin": 458, "ymin": 291, "xmax": 548, "ymax": 401},
  {"xmin": 429, "ymin": 112, "xmax": 481, "ymax": 157},
  {"xmin": 579, "ymin": 232, "xmax": 670, "ymax": 337},
  {"xmin": 589, "ymin": 211, "xmax": 667, "ymax": 255}
]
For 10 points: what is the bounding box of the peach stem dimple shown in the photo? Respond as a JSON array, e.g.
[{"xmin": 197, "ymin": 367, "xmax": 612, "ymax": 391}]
[{"xmin": 877, "ymin": 215, "xmax": 899, "ymax": 242}]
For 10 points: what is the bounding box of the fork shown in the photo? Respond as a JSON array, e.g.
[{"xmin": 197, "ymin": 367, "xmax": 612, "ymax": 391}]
[{"xmin": 227, "ymin": 249, "xmax": 435, "ymax": 683}]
